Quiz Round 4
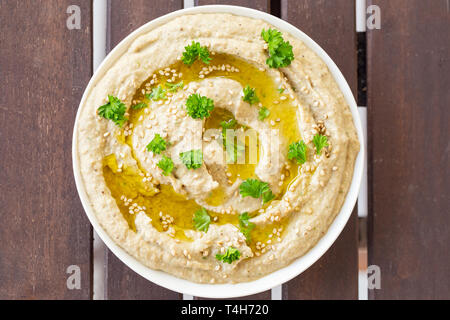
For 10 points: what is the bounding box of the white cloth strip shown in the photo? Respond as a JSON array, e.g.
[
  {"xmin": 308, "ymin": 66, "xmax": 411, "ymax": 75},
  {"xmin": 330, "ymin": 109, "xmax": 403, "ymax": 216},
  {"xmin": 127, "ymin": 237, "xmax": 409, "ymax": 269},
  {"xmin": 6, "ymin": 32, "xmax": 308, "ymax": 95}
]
[
  {"xmin": 356, "ymin": 0, "xmax": 367, "ymax": 32},
  {"xmin": 358, "ymin": 270, "xmax": 368, "ymax": 300},
  {"xmin": 92, "ymin": 0, "xmax": 108, "ymax": 300},
  {"xmin": 357, "ymin": 107, "xmax": 368, "ymax": 218},
  {"xmin": 184, "ymin": 0, "xmax": 195, "ymax": 9},
  {"xmin": 271, "ymin": 285, "xmax": 282, "ymax": 300}
]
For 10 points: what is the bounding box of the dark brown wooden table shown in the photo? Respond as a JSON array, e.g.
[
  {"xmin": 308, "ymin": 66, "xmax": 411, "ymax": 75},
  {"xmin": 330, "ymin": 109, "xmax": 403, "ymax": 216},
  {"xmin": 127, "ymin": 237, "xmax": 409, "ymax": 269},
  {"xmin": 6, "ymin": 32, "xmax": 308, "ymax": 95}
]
[{"xmin": 0, "ymin": 0, "xmax": 448, "ymax": 300}]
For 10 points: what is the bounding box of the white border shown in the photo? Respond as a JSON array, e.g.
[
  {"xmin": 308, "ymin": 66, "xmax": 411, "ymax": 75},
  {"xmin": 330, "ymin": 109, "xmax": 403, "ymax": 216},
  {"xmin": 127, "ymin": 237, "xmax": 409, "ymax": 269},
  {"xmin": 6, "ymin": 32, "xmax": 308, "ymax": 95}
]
[{"xmin": 73, "ymin": 5, "xmax": 364, "ymax": 299}]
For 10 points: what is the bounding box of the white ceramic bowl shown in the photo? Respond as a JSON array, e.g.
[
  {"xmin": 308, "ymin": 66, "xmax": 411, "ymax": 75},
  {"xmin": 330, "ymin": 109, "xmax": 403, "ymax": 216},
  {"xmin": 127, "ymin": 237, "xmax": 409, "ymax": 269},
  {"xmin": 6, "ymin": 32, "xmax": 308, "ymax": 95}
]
[{"xmin": 73, "ymin": 5, "xmax": 364, "ymax": 299}]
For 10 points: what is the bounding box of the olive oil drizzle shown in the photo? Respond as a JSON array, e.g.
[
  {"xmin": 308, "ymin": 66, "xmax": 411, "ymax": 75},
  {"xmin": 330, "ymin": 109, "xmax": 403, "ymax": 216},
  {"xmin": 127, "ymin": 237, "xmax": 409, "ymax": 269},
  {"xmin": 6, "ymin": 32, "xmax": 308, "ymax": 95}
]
[{"xmin": 103, "ymin": 53, "xmax": 303, "ymax": 250}]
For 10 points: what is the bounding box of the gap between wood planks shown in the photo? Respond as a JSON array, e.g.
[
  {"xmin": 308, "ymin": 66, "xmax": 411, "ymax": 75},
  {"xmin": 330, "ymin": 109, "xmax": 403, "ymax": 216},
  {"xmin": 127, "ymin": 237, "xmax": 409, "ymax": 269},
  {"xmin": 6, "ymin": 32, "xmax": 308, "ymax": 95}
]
[{"xmin": 91, "ymin": 0, "xmax": 369, "ymax": 300}]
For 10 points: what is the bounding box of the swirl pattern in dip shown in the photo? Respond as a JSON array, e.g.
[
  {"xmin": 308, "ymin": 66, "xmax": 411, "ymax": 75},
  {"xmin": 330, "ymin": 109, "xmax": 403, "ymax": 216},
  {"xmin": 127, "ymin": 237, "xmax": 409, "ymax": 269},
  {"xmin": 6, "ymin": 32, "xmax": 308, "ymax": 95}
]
[{"xmin": 76, "ymin": 13, "xmax": 360, "ymax": 283}]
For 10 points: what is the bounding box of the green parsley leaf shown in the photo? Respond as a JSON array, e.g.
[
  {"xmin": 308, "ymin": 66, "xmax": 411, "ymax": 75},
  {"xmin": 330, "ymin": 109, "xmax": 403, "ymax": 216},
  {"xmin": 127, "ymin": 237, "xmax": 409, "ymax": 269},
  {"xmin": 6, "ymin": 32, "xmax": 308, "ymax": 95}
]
[
  {"xmin": 239, "ymin": 179, "xmax": 270, "ymax": 198},
  {"xmin": 198, "ymin": 46, "xmax": 212, "ymax": 65},
  {"xmin": 181, "ymin": 41, "xmax": 212, "ymax": 66},
  {"xmin": 242, "ymin": 85, "xmax": 259, "ymax": 104},
  {"xmin": 239, "ymin": 212, "xmax": 252, "ymax": 227},
  {"xmin": 146, "ymin": 85, "xmax": 167, "ymax": 101},
  {"xmin": 157, "ymin": 155, "xmax": 174, "ymax": 176},
  {"xmin": 313, "ymin": 134, "xmax": 329, "ymax": 155},
  {"xmin": 239, "ymin": 179, "xmax": 275, "ymax": 204},
  {"xmin": 215, "ymin": 247, "xmax": 241, "ymax": 264},
  {"xmin": 220, "ymin": 119, "xmax": 237, "ymax": 148},
  {"xmin": 131, "ymin": 102, "xmax": 147, "ymax": 110},
  {"xmin": 258, "ymin": 106, "xmax": 270, "ymax": 121},
  {"xmin": 220, "ymin": 120, "xmax": 245, "ymax": 164},
  {"xmin": 193, "ymin": 207, "xmax": 211, "ymax": 232},
  {"xmin": 239, "ymin": 212, "xmax": 255, "ymax": 242},
  {"xmin": 180, "ymin": 149, "xmax": 203, "ymax": 170},
  {"xmin": 261, "ymin": 28, "xmax": 294, "ymax": 68},
  {"xmin": 262, "ymin": 190, "xmax": 276, "ymax": 204},
  {"xmin": 166, "ymin": 81, "xmax": 184, "ymax": 93},
  {"xmin": 98, "ymin": 95, "xmax": 128, "ymax": 127},
  {"xmin": 185, "ymin": 93, "xmax": 214, "ymax": 119},
  {"xmin": 146, "ymin": 134, "xmax": 167, "ymax": 154},
  {"xmin": 277, "ymin": 88, "xmax": 285, "ymax": 94},
  {"xmin": 220, "ymin": 119, "xmax": 237, "ymax": 130},
  {"xmin": 288, "ymin": 141, "xmax": 307, "ymax": 164}
]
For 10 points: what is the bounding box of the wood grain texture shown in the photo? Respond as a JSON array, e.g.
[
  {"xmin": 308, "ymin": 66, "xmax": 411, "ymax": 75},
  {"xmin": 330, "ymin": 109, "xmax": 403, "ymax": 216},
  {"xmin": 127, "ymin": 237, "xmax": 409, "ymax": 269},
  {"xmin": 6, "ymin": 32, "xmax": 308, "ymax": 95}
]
[
  {"xmin": 367, "ymin": 0, "xmax": 450, "ymax": 299},
  {"xmin": 107, "ymin": 253, "xmax": 181, "ymax": 300},
  {"xmin": 106, "ymin": 0, "xmax": 183, "ymax": 300},
  {"xmin": 195, "ymin": 0, "xmax": 269, "ymax": 12},
  {"xmin": 0, "ymin": 0, "xmax": 93, "ymax": 299},
  {"xmin": 108, "ymin": 0, "xmax": 183, "ymax": 50},
  {"xmin": 281, "ymin": 0, "xmax": 358, "ymax": 95},
  {"xmin": 194, "ymin": 0, "xmax": 271, "ymax": 300},
  {"xmin": 281, "ymin": 0, "xmax": 359, "ymax": 300}
]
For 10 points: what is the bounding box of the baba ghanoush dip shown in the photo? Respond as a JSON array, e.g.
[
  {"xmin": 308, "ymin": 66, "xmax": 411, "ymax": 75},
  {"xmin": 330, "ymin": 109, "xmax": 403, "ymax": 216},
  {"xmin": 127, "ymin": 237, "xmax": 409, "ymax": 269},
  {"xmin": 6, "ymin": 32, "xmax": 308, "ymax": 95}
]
[{"xmin": 75, "ymin": 13, "xmax": 360, "ymax": 283}]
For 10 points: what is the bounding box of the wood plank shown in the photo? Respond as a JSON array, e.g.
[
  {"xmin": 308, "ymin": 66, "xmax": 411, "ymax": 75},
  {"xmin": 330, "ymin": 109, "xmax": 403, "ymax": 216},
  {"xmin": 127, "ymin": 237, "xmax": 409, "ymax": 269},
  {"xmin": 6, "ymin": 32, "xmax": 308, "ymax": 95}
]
[
  {"xmin": 0, "ymin": 1, "xmax": 93, "ymax": 299},
  {"xmin": 367, "ymin": 0, "xmax": 450, "ymax": 299},
  {"xmin": 107, "ymin": 253, "xmax": 181, "ymax": 300},
  {"xmin": 196, "ymin": 0, "xmax": 269, "ymax": 12},
  {"xmin": 195, "ymin": 0, "xmax": 271, "ymax": 300},
  {"xmin": 106, "ymin": 0, "xmax": 183, "ymax": 300},
  {"xmin": 281, "ymin": 0, "xmax": 359, "ymax": 300},
  {"xmin": 108, "ymin": 0, "xmax": 183, "ymax": 50}
]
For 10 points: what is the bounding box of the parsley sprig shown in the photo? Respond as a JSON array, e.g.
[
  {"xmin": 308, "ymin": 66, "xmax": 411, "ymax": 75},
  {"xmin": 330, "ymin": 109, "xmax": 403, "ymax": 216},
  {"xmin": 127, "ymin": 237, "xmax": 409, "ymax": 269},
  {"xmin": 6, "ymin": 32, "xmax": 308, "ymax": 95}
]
[
  {"xmin": 313, "ymin": 134, "xmax": 329, "ymax": 155},
  {"xmin": 166, "ymin": 81, "xmax": 184, "ymax": 93},
  {"xmin": 146, "ymin": 134, "xmax": 167, "ymax": 154},
  {"xmin": 186, "ymin": 93, "xmax": 214, "ymax": 119},
  {"xmin": 146, "ymin": 85, "xmax": 167, "ymax": 101},
  {"xmin": 180, "ymin": 149, "xmax": 203, "ymax": 170},
  {"xmin": 181, "ymin": 41, "xmax": 212, "ymax": 66},
  {"xmin": 261, "ymin": 28, "xmax": 294, "ymax": 68},
  {"xmin": 288, "ymin": 141, "xmax": 307, "ymax": 164},
  {"xmin": 239, "ymin": 212, "xmax": 255, "ymax": 242},
  {"xmin": 258, "ymin": 106, "xmax": 270, "ymax": 121},
  {"xmin": 157, "ymin": 155, "xmax": 174, "ymax": 176},
  {"xmin": 216, "ymin": 247, "xmax": 241, "ymax": 264},
  {"xmin": 239, "ymin": 179, "xmax": 275, "ymax": 204},
  {"xmin": 242, "ymin": 85, "xmax": 259, "ymax": 105},
  {"xmin": 98, "ymin": 95, "xmax": 128, "ymax": 127},
  {"xmin": 131, "ymin": 102, "xmax": 147, "ymax": 110},
  {"xmin": 220, "ymin": 119, "xmax": 237, "ymax": 130},
  {"xmin": 220, "ymin": 120, "xmax": 245, "ymax": 163},
  {"xmin": 193, "ymin": 207, "xmax": 211, "ymax": 232}
]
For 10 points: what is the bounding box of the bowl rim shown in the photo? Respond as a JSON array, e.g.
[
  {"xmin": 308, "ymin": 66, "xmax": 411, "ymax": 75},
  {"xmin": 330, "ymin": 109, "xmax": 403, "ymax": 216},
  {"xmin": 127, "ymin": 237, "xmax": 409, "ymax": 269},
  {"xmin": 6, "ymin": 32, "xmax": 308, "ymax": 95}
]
[{"xmin": 72, "ymin": 5, "xmax": 364, "ymax": 299}]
